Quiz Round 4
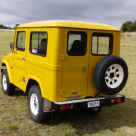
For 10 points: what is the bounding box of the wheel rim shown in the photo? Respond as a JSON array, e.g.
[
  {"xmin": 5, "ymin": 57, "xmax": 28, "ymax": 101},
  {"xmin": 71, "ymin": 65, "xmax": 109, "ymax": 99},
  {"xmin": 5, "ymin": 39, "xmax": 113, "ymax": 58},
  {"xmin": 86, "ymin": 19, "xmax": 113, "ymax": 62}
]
[
  {"xmin": 105, "ymin": 64, "xmax": 124, "ymax": 89},
  {"xmin": 30, "ymin": 93, "xmax": 39, "ymax": 115},
  {"xmin": 3, "ymin": 75, "xmax": 7, "ymax": 90}
]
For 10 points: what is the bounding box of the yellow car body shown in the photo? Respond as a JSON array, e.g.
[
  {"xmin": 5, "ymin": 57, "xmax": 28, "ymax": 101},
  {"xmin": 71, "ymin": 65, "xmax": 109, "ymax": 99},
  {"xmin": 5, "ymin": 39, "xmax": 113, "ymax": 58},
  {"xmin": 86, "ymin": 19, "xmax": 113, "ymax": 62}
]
[{"xmin": 1, "ymin": 20, "xmax": 121, "ymax": 102}]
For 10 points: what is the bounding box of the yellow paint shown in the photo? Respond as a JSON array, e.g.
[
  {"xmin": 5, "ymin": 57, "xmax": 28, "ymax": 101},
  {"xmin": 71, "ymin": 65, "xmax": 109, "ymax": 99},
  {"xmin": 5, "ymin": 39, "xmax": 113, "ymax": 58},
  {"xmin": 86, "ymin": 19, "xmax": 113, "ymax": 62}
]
[
  {"xmin": 17, "ymin": 20, "xmax": 119, "ymax": 31},
  {"xmin": 1, "ymin": 20, "xmax": 120, "ymax": 102}
]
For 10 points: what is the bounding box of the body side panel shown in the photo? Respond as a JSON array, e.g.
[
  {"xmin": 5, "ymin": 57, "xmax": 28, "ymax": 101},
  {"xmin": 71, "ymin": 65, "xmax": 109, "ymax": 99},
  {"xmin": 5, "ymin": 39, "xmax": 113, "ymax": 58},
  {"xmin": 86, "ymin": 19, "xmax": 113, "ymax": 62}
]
[
  {"xmin": 11, "ymin": 28, "xmax": 28, "ymax": 91},
  {"xmin": 25, "ymin": 28, "xmax": 63, "ymax": 102},
  {"xmin": 1, "ymin": 55, "xmax": 12, "ymax": 82}
]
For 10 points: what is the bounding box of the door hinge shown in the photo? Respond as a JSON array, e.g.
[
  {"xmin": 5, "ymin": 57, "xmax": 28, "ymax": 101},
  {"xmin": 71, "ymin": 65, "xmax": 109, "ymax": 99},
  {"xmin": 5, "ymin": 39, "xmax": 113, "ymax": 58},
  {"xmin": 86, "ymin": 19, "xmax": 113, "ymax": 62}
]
[
  {"xmin": 23, "ymin": 77, "xmax": 26, "ymax": 82},
  {"xmin": 60, "ymin": 90, "xmax": 66, "ymax": 95},
  {"xmin": 61, "ymin": 54, "xmax": 67, "ymax": 61},
  {"xmin": 60, "ymin": 90, "xmax": 63, "ymax": 95}
]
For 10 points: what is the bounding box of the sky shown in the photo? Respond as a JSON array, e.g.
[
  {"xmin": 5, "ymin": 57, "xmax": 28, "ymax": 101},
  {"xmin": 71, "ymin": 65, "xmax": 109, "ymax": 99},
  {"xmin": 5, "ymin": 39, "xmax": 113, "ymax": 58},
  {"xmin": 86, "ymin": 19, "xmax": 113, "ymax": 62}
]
[{"xmin": 0, "ymin": 0, "xmax": 136, "ymax": 29}]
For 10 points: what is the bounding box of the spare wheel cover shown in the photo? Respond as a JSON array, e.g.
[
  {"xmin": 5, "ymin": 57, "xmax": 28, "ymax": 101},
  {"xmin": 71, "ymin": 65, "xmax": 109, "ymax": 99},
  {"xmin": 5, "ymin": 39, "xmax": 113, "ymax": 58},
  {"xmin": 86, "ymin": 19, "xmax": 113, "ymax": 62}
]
[{"xmin": 93, "ymin": 55, "xmax": 128, "ymax": 95}]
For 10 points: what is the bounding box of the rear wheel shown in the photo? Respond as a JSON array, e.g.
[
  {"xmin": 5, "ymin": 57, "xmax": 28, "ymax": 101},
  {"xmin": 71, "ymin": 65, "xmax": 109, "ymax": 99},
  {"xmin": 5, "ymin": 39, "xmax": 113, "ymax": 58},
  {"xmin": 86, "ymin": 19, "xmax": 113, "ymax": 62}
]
[
  {"xmin": 28, "ymin": 85, "xmax": 51, "ymax": 123},
  {"xmin": 1, "ymin": 69, "xmax": 15, "ymax": 95}
]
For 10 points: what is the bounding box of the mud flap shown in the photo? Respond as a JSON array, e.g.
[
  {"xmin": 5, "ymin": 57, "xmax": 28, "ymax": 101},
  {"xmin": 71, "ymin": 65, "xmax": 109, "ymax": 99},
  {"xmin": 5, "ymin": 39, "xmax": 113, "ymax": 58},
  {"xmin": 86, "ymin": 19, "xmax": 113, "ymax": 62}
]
[{"xmin": 43, "ymin": 98, "xmax": 54, "ymax": 113}]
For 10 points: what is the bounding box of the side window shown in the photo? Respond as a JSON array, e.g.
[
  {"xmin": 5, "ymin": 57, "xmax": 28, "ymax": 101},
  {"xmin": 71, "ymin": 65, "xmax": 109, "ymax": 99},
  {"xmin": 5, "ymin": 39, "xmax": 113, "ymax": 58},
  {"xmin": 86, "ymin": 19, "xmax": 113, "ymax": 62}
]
[
  {"xmin": 92, "ymin": 33, "xmax": 113, "ymax": 55},
  {"xmin": 16, "ymin": 32, "xmax": 26, "ymax": 51},
  {"xmin": 30, "ymin": 32, "xmax": 48, "ymax": 56},
  {"xmin": 67, "ymin": 32, "xmax": 87, "ymax": 56}
]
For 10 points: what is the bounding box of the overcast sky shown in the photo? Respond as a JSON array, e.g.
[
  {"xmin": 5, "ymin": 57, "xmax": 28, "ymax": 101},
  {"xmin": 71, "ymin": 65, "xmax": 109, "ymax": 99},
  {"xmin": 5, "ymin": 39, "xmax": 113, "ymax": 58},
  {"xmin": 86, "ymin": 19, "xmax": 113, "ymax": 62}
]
[{"xmin": 0, "ymin": 0, "xmax": 135, "ymax": 29}]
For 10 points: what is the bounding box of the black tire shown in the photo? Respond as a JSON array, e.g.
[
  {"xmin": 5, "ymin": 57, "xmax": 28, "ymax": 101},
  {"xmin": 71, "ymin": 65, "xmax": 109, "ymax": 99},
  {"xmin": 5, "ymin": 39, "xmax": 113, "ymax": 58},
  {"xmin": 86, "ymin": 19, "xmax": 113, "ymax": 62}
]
[
  {"xmin": 28, "ymin": 85, "xmax": 51, "ymax": 123},
  {"xmin": 85, "ymin": 107, "xmax": 102, "ymax": 115},
  {"xmin": 94, "ymin": 56, "xmax": 128, "ymax": 95},
  {"xmin": 1, "ymin": 69, "xmax": 15, "ymax": 95}
]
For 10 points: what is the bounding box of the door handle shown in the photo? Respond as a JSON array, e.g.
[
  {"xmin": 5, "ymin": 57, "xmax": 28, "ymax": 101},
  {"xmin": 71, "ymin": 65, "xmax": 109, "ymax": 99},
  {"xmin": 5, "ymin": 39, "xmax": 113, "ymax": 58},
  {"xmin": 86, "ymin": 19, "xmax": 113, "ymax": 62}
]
[
  {"xmin": 22, "ymin": 58, "xmax": 26, "ymax": 61},
  {"xmin": 82, "ymin": 66, "xmax": 86, "ymax": 71}
]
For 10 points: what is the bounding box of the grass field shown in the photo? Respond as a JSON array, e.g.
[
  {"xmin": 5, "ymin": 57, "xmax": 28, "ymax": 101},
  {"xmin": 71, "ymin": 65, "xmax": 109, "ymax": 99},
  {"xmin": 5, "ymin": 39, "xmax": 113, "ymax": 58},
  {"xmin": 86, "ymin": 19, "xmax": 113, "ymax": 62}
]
[{"xmin": 0, "ymin": 31, "xmax": 136, "ymax": 136}]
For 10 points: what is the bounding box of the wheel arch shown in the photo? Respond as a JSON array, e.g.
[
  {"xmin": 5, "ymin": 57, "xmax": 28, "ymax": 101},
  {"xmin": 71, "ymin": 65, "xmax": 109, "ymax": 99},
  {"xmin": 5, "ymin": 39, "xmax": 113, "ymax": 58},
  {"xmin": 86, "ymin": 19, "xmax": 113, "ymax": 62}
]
[
  {"xmin": 26, "ymin": 76, "xmax": 44, "ymax": 97},
  {"xmin": 2, "ymin": 63, "xmax": 6, "ymax": 67},
  {"xmin": 1, "ymin": 61, "xmax": 12, "ymax": 82}
]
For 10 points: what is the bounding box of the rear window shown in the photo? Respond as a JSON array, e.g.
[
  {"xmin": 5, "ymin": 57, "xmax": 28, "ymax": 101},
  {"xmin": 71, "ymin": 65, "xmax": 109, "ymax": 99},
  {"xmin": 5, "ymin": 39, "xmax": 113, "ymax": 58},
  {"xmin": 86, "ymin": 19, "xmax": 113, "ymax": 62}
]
[
  {"xmin": 91, "ymin": 33, "xmax": 113, "ymax": 55},
  {"xmin": 67, "ymin": 31, "xmax": 87, "ymax": 56}
]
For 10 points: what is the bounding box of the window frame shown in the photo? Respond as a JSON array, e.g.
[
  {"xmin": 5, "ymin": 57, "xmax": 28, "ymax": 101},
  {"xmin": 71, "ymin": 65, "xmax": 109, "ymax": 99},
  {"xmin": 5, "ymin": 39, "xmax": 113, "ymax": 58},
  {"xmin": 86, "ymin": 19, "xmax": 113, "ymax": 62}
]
[
  {"xmin": 67, "ymin": 31, "xmax": 87, "ymax": 56},
  {"xmin": 29, "ymin": 31, "xmax": 48, "ymax": 57},
  {"xmin": 91, "ymin": 32, "xmax": 113, "ymax": 56},
  {"xmin": 16, "ymin": 31, "xmax": 26, "ymax": 51}
]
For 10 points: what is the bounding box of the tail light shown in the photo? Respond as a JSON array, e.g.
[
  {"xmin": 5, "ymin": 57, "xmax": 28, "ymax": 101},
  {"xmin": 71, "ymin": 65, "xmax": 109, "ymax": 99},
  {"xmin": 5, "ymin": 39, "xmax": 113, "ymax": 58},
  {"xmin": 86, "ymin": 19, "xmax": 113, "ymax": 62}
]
[
  {"xmin": 60, "ymin": 104, "xmax": 73, "ymax": 110},
  {"xmin": 111, "ymin": 98, "xmax": 122, "ymax": 103}
]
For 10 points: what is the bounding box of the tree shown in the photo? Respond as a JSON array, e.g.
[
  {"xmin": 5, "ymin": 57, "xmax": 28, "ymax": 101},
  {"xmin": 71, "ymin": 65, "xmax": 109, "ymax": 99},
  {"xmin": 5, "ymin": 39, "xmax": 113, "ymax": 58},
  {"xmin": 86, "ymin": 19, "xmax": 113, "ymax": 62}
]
[
  {"xmin": 0, "ymin": 24, "xmax": 8, "ymax": 29},
  {"xmin": 133, "ymin": 20, "xmax": 136, "ymax": 31},
  {"xmin": 121, "ymin": 23, "xmax": 128, "ymax": 32},
  {"xmin": 121, "ymin": 21, "xmax": 136, "ymax": 32},
  {"xmin": 14, "ymin": 24, "xmax": 20, "ymax": 28},
  {"xmin": 121, "ymin": 21, "xmax": 134, "ymax": 32}
]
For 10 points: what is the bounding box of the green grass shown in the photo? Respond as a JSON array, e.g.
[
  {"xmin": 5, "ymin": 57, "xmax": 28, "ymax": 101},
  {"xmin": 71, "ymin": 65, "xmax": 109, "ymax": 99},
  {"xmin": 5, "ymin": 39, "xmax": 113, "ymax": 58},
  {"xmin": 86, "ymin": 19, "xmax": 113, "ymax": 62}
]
[
  {"xmin": 8, "ymin": 125, "xmax": 18, "ymax": 131},
  {"xmin": 0, "ymin": 30, "xmax": 136, "ymax": 136}
]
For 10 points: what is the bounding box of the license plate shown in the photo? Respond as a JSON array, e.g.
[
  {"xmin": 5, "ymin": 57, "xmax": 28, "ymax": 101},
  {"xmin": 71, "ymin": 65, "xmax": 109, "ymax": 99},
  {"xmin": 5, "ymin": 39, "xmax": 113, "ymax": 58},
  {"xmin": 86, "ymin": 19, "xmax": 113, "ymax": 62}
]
[{"xmin": 88, "ymin": 101, "xmax": 100, "ymax": 108}]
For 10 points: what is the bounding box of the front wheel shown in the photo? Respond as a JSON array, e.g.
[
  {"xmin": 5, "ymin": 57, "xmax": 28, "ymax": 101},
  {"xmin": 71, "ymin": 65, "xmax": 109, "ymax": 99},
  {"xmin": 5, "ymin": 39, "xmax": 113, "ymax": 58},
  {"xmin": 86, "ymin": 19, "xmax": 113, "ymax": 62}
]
[
  {"xmin": 1, "ymin": 69, "xmax": 15, "ymax": 95},
  {"xmin": 28, "ymin": 85, "xmax": 51, "ymax": 123}
]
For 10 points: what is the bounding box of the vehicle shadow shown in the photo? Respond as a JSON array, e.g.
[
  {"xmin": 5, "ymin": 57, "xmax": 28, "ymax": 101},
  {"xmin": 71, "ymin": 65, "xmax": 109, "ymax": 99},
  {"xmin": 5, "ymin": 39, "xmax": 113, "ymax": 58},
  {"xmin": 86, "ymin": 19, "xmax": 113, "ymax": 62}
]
[
  {"xmin": 50, "ymin": 97, "xmax": 136, "ymax": 135},
  {"xmin": 12, "ymin": 88, "xmax": 27, "ymax": 96}
]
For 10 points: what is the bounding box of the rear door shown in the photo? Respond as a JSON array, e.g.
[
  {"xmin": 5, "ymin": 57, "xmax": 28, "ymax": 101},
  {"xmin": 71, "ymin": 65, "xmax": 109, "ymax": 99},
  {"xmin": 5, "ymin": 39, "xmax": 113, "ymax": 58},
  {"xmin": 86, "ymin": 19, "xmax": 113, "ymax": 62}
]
[
  {"xmin": 88, "ymin": 30, "xmax": 116, "ymax": 95},
  {"xmin": 62, "ymin": 28, "xmax": 90, "ymax": 98}
]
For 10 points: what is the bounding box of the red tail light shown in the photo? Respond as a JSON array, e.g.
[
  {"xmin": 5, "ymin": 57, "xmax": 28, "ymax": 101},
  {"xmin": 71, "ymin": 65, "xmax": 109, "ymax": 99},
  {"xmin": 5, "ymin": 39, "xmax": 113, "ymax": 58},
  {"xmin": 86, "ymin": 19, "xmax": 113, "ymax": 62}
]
[
  {"xmin": 65, "ymin": 105, "xmax": 70, "ymax": 109},
  {"xmin": 60, "ymin": 105, "xmax": 73, "ymax": 110},
  {"xmin": 111, "ymin": 98, "xmax": 122, "ymax": 103}
]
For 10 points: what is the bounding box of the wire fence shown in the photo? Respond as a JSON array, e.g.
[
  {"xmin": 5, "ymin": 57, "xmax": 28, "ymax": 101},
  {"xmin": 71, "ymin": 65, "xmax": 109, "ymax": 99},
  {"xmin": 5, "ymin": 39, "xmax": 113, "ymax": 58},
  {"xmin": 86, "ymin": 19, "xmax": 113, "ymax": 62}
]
[
  {"xmin": 0, "ymin": 29, "xmax": 15, "ymax": 31},
  {"xmin": 121, "ymin": 32, "xmax": 136, "ymax": 38}
]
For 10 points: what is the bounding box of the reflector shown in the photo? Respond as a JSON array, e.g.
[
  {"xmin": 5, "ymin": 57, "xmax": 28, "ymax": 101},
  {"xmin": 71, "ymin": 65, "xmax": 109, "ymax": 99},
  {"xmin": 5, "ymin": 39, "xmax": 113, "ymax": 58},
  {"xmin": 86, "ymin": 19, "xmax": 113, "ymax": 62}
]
[
  {"xmin": 60, "ymin": 105, "xmax": 71, "ymax": 110},
  {"xmin": 111, "ymin": 98, "xmax": 122, "ymax": 103},
  {"xmin": 118, "ymin": 98, "xmax": 121, "ymax": 102},
  {"xmin": 60, "ymin": 105, "xmax": 65, "ymax": 110}
]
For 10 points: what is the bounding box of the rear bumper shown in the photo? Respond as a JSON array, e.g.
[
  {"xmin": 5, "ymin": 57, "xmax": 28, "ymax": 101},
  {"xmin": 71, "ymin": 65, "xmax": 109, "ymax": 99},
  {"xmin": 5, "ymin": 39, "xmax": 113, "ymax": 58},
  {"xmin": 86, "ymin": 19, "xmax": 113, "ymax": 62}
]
[{"xmin": 51, "ymin": 94, "xmax": 125, "ymax": 112}]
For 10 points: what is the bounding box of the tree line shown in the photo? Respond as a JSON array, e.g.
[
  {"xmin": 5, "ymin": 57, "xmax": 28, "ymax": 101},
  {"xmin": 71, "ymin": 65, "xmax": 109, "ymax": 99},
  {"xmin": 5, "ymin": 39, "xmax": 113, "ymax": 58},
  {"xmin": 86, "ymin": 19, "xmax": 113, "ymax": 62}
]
[
  {"xmin": 1, "ymin": 21, "xmax": 136, "ymax": 32},
  {"xmin": 0, "ymin": 24, "xmax": 11, "ymax": 29},
  {"xmin": 121, "ymin": 20, "xmax": 136, "ymax": 32},
  {"xmin": 0, "ymin": 24, "xmax": 20, "ymax": 29}
]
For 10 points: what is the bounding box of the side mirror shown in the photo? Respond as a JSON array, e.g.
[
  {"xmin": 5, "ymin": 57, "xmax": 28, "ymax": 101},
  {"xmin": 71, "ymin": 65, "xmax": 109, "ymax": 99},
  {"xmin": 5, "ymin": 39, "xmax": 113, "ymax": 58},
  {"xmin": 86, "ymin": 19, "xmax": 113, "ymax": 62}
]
[{"xmin": 10, "ymin": 42, "xmax": 14, "ymax": 49}]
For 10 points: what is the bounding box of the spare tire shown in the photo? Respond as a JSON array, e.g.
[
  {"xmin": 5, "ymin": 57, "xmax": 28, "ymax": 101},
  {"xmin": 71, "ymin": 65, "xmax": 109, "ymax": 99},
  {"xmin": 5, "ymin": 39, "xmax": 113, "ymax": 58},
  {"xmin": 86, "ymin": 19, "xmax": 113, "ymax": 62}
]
[{"xmin": 93, "ymin": 56, "xmax": 128, "ymax": 95}]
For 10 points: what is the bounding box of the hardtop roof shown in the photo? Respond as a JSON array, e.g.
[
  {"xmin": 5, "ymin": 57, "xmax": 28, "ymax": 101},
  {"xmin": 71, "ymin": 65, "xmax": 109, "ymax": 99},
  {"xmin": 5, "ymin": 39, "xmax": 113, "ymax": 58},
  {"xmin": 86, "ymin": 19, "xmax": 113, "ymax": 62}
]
[{"xmin": 17, "ymin": 20, "xmax": 119, "ymax": 31}]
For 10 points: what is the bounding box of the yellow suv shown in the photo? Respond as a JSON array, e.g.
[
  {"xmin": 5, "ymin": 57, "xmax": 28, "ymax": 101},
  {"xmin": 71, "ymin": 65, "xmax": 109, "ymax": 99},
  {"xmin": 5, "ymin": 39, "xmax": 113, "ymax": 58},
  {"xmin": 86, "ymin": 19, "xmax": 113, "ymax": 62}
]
[{"xmin": 1, "ymin": 20, "xmax": 128, "ymax": 123}]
